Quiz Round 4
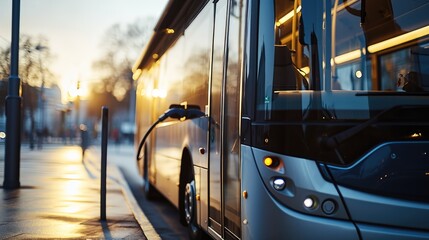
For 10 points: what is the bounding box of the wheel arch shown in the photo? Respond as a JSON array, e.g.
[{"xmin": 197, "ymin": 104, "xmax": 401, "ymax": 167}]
[{"xmin": 179, "ymin": 147, "xmax": 194, "ymax": 225}]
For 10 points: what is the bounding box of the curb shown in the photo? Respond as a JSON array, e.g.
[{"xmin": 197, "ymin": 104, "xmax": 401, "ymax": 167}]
[
  {"xmin": 113, "ymin": 166, "xmax": 161, "ymax": 240},
  {"xmin": 82, "ymin": 149, "xmax": 161, "ymax": 240}
]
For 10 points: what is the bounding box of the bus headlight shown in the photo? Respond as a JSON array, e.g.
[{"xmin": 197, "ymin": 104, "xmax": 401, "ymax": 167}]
[
  {"xmin": 273, "ymin": 178, "xmax": 286, "ymax": 190},
  {"xmin": 303, "ymin": 196, "xmax": 318, "ymax": 209},
  {"xmin": 304, "ymin": 197, "xmax": 314, "ymax": 208},
  {"xmin": 0, "ymin": 131, "xmax": 5, "ymax": 140}
]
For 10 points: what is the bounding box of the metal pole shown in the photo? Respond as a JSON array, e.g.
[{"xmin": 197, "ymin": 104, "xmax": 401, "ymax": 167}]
[
  {"xmin": 3, "ymin": 0, "xmax": 21, "ymax": 189},
  {"xmin": 100, "ymin": 106, "xmax": 108, "ymax": 221}
]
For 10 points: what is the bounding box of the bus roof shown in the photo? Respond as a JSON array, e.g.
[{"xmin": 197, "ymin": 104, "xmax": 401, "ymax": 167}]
[{"xmin": 132, "ymin": 0, "xmax": 209, "ymax": 73}]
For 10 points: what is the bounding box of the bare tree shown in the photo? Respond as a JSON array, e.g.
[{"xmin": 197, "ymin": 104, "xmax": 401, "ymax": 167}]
[
  {"xmin": 0, "ymin": 35, "xmax": 55, "ymax": 87},
  {"xmin": 92, "ymin": 17, "xmax": 154, "ymax": 101},
  {"xmin": 85, "ymin": 18, "xmax": 154, "ymax": 142},
  {"xmin": 0, "ymin": 35, "xmax": 56, "ymax": 141}
]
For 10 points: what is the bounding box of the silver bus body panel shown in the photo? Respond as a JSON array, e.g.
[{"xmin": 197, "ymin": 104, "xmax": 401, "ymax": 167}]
[
  {"xmin": 152, "ymin": 117, "xmax": 209, "ymax": 208},
  {"xmin": 241, "ymin": 145, "xmax": 359, "ymax": 239},
  {"xmin": 199, "ymin": 167, "xmax": 209, "ymax": 231},
  {"xmin": 242, "ymin": 145, "xmax": 429, "ymax": 239},
  {"xmin": 358, "ymin": 223, "xmax": 429, "ymax": 240},
  {"xmin": 338, "ymin": 186, "xmax": 429, "ymax": 232}
]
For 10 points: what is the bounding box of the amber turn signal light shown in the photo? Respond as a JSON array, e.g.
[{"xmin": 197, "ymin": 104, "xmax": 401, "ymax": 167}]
[{"xmin": 263, "ymin": 156, "xmax": 280, "ymax": 168}]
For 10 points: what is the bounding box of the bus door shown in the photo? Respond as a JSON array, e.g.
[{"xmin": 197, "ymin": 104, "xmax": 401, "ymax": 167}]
[{"xmin": 209, "ymin": 0, "xmax": 243, "ymax": 239}]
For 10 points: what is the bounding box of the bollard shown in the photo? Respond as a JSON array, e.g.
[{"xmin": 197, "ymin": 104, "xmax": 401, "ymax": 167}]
[{"xmin": 100, "ymin": 106, "xmax": 108, "ymax": 221}]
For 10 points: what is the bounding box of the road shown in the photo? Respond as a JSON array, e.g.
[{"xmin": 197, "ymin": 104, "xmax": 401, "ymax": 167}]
[{"xmin": 89, "ymin": 143, "xmax": 189, "ymax": 240}]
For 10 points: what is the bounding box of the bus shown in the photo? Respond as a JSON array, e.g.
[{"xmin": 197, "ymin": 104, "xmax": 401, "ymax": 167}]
[{"xmin": 132, "ymin": 0, "xmax": 429, "ymax": 239}]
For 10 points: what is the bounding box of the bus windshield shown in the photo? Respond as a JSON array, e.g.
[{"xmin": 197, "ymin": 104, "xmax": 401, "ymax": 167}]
[{"xmin": 255, "ymin": 0, "xmax": 429, "ymax": 165}]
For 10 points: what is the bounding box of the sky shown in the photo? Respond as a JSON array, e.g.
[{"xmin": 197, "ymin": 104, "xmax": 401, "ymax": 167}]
[{"xmin": 0, "ymin": 0, "xmax": 167, "ymax": 101}]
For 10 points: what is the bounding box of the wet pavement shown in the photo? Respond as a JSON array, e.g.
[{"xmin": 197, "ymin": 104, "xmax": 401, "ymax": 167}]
[{"xmin": 0, "ymin": 143, "xmax": 158, "ymax": 239}]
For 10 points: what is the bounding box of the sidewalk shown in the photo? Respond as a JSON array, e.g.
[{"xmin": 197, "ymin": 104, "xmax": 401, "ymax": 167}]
[{"xmin": 0, "ymin": 143, "xmax": 157, "ymax": 239}]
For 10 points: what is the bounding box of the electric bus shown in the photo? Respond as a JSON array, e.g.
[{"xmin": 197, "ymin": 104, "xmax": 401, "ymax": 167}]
[{"xmin": 132, "ymin": 0, "xmax": 429, "ymax": 239}]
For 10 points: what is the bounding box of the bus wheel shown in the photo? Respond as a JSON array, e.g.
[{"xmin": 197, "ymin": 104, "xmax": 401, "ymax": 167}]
[{"xmin": 182, "ymin": 172, "xmax": 203, "ymax": 239}]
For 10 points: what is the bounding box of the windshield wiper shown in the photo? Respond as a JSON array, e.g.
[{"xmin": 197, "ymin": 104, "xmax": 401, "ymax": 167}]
[
  {"xmin": 321, "ymin": 105, "xmax": 428, "ymax": 164},
  {"xmin": 321, "ymin": 105, "xmax": 426, "ymax": 150}
]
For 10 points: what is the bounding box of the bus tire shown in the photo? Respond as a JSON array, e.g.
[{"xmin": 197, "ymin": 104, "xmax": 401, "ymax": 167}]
[{"xmin": 179, "ymin": 156, "xmax": 203, "ymax": 240}]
